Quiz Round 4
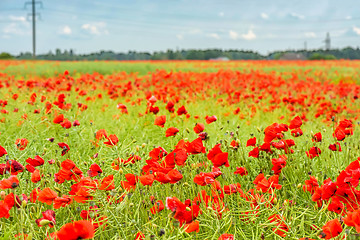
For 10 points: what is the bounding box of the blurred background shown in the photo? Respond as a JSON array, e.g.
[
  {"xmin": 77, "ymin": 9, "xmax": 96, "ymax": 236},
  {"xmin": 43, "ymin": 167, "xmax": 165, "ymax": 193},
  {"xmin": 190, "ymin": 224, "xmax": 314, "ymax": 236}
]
[{"xmin": 0, "ymin": 0, "xmax": 359, "ymax": 60}]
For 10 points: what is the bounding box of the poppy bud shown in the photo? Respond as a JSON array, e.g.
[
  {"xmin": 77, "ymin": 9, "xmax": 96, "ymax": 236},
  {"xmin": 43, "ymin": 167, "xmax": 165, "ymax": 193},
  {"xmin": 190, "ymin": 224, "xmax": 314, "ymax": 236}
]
[
  {"xmin": 39, "ymin": 219, "xmax": 52, "ymax": 226},
  {"xmin": 54, "ymin": 187, "xmax": 62, "ymax": 193},
  {"xmin": 185, "ymin": 207, "xmax": 191, "ymax": 211},
  {"xmin": 118, "ymin": 168, "xmax": 123, "ymax": 174},
  {"xmin": 21, "ymin": 200, "xmax": 27, "ymax": 208},
  {"xmin": 141, "ymin": 143, "xmax": 146, "ymax": 148},
  {"xmin": 182, "ymin": 182, "xmax": 189, "ymax": 187},
  {"xmin": 297, "ymin": 183, "xmax": 302, "ymax": 189},
  {"xmin": 30, "ymin": 206, "xmax": 36, "ymax": 213},
  {"xmin": 186, "ymin": 128, "xmax": 190, "ymax": 133},
  {"xmin": 136, "ymin": 145, "xmax": 140, "ymax": 152},
  {"xmin": 0, "ymin": 191, "xmax": 5, "ymax": 200},
  {"xmin": 129, "ymin": 203, "xmax": 134, "ymax": 207},
  {"xmin": 257, "ymin": 127, "xmax": 261, "ymax": 132}
]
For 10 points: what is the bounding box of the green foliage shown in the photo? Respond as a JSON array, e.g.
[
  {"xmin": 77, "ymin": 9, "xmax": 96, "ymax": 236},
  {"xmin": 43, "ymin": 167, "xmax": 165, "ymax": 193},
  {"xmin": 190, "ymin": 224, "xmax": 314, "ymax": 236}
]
[
  {"xmin": 309, "ymin": 53, "xmax": 337, "ymax": 60},
  {"xmin": 0, "ymin": 52, "xmax": 14, "ymax": 59}
]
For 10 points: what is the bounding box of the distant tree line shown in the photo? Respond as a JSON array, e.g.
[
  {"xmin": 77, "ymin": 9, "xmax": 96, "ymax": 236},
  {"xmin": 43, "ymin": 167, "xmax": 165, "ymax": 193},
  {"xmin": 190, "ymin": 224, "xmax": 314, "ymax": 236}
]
[{"xmin": 2, "ymin": 47, "xmax": 360, "ymax": 60}]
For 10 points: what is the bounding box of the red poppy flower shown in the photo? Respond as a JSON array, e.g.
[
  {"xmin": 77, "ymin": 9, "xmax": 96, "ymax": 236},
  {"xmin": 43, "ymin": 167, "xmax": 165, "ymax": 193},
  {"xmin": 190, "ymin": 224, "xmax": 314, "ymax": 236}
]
[
  {"xmin": 224, "ymin": 183, "xmax": 242, "ymax": 195},
  {"xmin": 230, "ymin": 140, "xmax": 239, "ymax": 149},
  {"xmin": 177, "ymin": 105, "xmax": 187, "ymax": 115},
  {"xmin": 207, "ymin": 144, "xmax": 229, "ymax": 167},
  {"xmin": 104, "ymin": 134, "xmax": 119, "ymax": 146},
  {"xmin": 186, "ymin": 138, "xmax": 206, "ymax": 155},
  {"xmin": 306, "ymin": 147, "xmax": 321, "ymax": 159},
  {"xmin": 31, "ymin": 169, "xmax": 41, "ymax": 183},
  {"xmin": 53, "ymin": 114, "xmax": 64, "ymax": 124},
  {"xmin": 154, "ymin": 115, "xmax": 166, "ymax": 128},
  {"xmin": 234, "ymin": 167, "xmax": 248, "ymax": 176},
  {"xmin": 271, "ymin": 155, "xmax": 287, "ymax": 174},
  {"xmin": 344, "ymin": 209, "xmax": 360, "ymax": 232},
  {"xmin": 184, "ymin": 220, "xmax": 200, "ymax": 233},
  {"xmin": 205, "ymin": 115, "xmax": 217, "ymax": 124},
  {"xmin": 150, "ymin": 200, "xmax": 165, "ymax": 214},
  {"xmin": 303, "ymin": 176, "xmax": 319, "ymax": 194},
  {"xmin": 56, "ymin": 220, "xmax": 95, "ymax": 240},
  {"xmin": 60, "ymin": 119, "xmax": 72, "ymax": 129},
  {"xmin": 248, "ymin": 147, "xmax": 259, "ymax": 158},
  {"xmin": 264, "ymin": 123, "xmax": 287, "ymax": 143},
  {"xmin": 35, "ymin": 209, "xmax": 56, "ymax": 228},
  {"xmin": 26, "ymin": 155, "xmax": 44, "ymax": 167},
  {"xmin": 194, "ymin": 172, "xmax": 215, "ymax": 186},
  {"xmin": 291, "ymin": 128, "xmax": 303, "ymax": 137},
  {"xmin": 117, "ymin": 103, "xmax": 128, "ymax": 114},
  {"xmin": 165, "ymin": 127, "xmax": 179, "ymax": 137},
  {"xmin": 87, "ymin": 163, "xmax": 102, "ymax": 177},
  {"xmin": 135, "ymin": 231, "xmax": 145, "ymax": 240},
  {"xmin": 5, "ymin": 160, "xmax": 24, "ymax": 175},
  {"xmin": 0, "ymin": 145, "xmax": 7, "ymax": 157},
  {"xmin": 0, "ymin": 175, "xmax": 19, "ymax": 189},
  {"xmin": 193, "ymin": 123, "xmax": 205, "ymax": 133},
  {"xmin": 95, "ymin": 129, "xmax": 108, "ymax": 140},
  {"xmin": 329, "ymin": 142, "xmax": 342, "ymax": 152},
  {"xmin": 121, "ymin": 173, "xmax": 138, "ymax": 191},
  {"xmin": 218, "ymin": 234, "xmax": 234, "ymax": 240},
  {"xmin": 15, "ymin": 138, "xmax": 28, "ymax": 151},
  {"xmin": 246, "ymin": 137, "xmax": 256, "ymax": 147},
  {"xmin": 58, "ymin": 142, "xmax": 70, "ymax": 156},
  {"xmin": 99, "ymin": 175, "xmax": 115, "ymax": 190},
  {"xmin": 53, "ymin": 195, "xmax": 72, "ymax": 209},
  {"xmin": 166, "ymin": 101, "xmax": 175, "ymax": 113},
  {"xmin": 73, "ymin": 120, "xmax": 80, "ymax": 126},
  {"xmin": 0, "ymin": 195, "xmax": 14, "ymax": 219},
  {"xmin": 37, "ymin": 188, "xmax": 58, "ymax": 205},
  {"xmin": 54, "ymin": 159, "xmax": 83, "ymax": 183},
  {"xmin": 166, "ymin": 197, "xmax": 200, "ymax": 225},
  {"xmin": 69, "ymin": 177, "xmax": 97, "ymax": 203},
  {"xmin": 253, "ymin": 173, "xmax": 282, "ymax": 192},
  {"xmin": 312, "ymin": 132, "xmax": 322, "ymax": 142},
  {"xmin": 289, "ymin": 116, "xmax": 302, "ymax": 129},
  {"xmin": 268, "ymin": 214, "xmax": 289, "ymax": 237},
  {"xmin": 319, "ymin": 219, "xmax": 342, "ymax": 239},
  {"xmin": 138, "ymin": 174, "xmax": 155, "ymax": 186}
]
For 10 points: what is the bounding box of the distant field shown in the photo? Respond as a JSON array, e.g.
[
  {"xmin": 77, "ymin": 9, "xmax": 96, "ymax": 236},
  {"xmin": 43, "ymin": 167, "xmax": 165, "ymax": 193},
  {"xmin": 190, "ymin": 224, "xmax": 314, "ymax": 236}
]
[
  {"xmin": 0, "ymin": 60, "xmax": 360, "ymax": 239},
  {"xmin": 1, "ymin": 60, "xmax": 360, "ymax": 83}
]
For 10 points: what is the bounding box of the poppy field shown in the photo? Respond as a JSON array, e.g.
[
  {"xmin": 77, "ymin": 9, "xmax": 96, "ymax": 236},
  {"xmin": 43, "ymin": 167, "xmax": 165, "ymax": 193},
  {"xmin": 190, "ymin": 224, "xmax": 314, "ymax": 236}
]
[{"xmin": 1, "ymin": 60, "xmax": 360, "ymax": 240}]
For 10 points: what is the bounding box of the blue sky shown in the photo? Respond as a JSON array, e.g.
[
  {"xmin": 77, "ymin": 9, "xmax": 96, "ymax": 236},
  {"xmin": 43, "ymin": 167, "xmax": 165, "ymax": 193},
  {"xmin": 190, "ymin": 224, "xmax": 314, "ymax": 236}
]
[{"xmin": 0, "ymin": 0, "xmax": 359, "ymax": 55}]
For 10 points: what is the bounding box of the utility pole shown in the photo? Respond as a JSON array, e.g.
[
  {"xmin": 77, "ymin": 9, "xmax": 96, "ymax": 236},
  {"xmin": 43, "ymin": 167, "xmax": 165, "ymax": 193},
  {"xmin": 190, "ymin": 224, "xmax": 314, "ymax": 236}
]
[
  {"xmin": 324, "ymin": 32, "xmax": 331, "ymax": 51},
  {"xmin": 24, "ymin": 0, "xmax": 43, "ymax": 59}
]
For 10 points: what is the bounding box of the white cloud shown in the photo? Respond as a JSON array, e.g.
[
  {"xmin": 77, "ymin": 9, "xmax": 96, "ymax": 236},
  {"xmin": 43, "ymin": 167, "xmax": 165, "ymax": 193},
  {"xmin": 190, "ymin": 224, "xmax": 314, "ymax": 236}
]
[
  {"xmin": 81, "ymin": 22, "xmax": 108, "ymax": 35},
  {"xmin": 260, "ymin": 13, "xmax": 269, "ymax": 19},
  {"xmin": 2, "ymin": 15, "xmax": 30, "ymax": 36},
  {"xmin": 9, "ymin": 15, "xmax": 26, "ymax": 22},
  {"xmin": 3, "ymin": 23, "xmax": 28, "ymax": 35},
  {"xmin": 188, "ymin": 29, "xmax": 201, "ymax": 35},
  {"xmin": 229, "ymin": 30, "xmax": 239, "ymax": 40},
  {"xmin": 59, "ymin": 26, "xmax": 72, "ymax": 35},
  {"xmin": 207, "ymin": 33, "xmax": 220, "ymax": 40},
  {"xmin": 304, "ymin": 32, "xmax": 316, "ymax": 38},
  {"xmin": 353, "ymin": 26, "xmax": 360, "ymax": 35},
  {"xmin": 241, "ymin": 29, "xmax": 256, "ymax": 40},
  {"xmin": 218, "ymin": 12, "xmax": 224, "ymax": 17},
  {"xmin": 290, "ymin": 12, "xmax": 305, "ymax": 20},
  {"xmin": 176, "ymin": 34, "xmax": 183, "ymax": 40},
  {"xmin": 346, "ymin": 16, "xmax": 352, "ymax": 20}
]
